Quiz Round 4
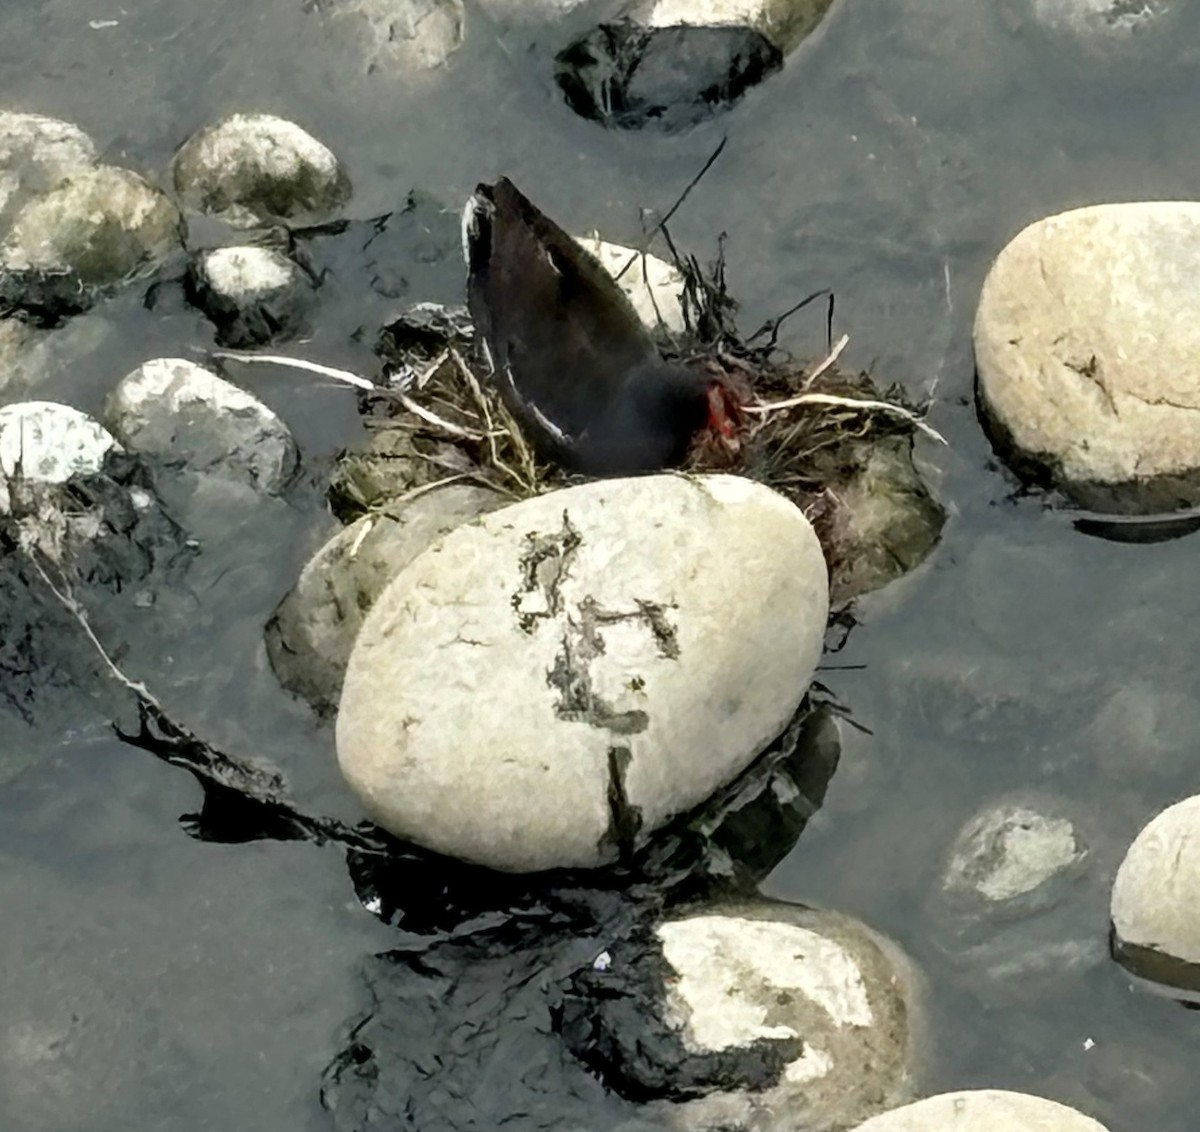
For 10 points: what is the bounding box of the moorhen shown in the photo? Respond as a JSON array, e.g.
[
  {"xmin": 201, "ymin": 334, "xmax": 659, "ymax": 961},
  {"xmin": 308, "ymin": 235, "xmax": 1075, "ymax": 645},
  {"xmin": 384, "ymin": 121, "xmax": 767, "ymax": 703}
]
[{"xmin": 462, "ymin": 177, "xmax": 739, "ymax": 476}]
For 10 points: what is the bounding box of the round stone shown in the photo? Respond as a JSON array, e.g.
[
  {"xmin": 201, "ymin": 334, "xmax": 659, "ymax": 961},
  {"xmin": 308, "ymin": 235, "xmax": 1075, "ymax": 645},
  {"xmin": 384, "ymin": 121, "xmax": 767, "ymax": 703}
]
[
  {"xmin": 944, "ymin": 800, "xmax": 1085, "ymax": 906},
  {"xmin": 171, "ymin": 114, "xmax": 350, "ymax": 228},
  {"xmin": 0, "ymin": 400, "xmax": 119, "ymax": 512},
  {"xmin": 557, "ymin": 900, "xmax": 916, "ymax": 1130},
  {"xmin": 336, "ymin": 474, "xmax": 829, "ymax": 872},
  {"xmin": 0, "ymin": 166, "xmax": 181, "ymax": 315},
  {"xmin": 850, "ymin": 1089, "xmax": 1111, "ymax": 1131},
  {"xmin": 188, "ymin": 245, "xmax": 315, "ymax": 347},
  {"xmin": 266, "ymin": 483, "xmax": 505, "ymax": 716},
  {"xmin": 975, "ymin": 202, "xmax": 1200, "ymax": 512},
  {"xmin": 105, "ymin": 357, "xmax": 297, "ymax": 494},
  {"xmin": 1111, "ymin": 794, "xmax": 1200, "ymax": 993}
]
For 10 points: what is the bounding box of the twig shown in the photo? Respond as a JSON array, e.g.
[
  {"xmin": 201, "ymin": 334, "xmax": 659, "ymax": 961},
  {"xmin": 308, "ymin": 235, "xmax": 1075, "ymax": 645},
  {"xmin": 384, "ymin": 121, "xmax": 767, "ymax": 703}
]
[
  {"xmin": 23, "ymin": 543, "xmax": 395, "ymax": 855},
  {"xmin": 801, "ymin": 333, "xmax": 850, "ymax": 389},
  {"xmin": 747, "ymin": 289, "xmax": 831, "ymax": 352},
  {"xmin": 210, "ymin": 350, "xmax": 379, "ymax": 391},
  {"xmin": 396, "ymin": 392, "xmax": 489, "ymax": 441},
  {"xmin": 615, "ymin": 136, "xmax": 728, "ymax": 281},
  {"xmin": 449, "ymin": 348, "xmax": 537, "ymax": 494},
  {"xmin": 746, "ymin": 390, "xmax": 948, "ymax": 445},
  {"xmin": 25, "ymin": 552, "xmax": 165, "ymax": 709}
]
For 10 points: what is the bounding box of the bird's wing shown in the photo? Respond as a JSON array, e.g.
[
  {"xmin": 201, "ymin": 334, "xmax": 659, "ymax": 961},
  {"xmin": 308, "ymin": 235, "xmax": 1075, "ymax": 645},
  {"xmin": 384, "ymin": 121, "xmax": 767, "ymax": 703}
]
[{"xmin": 463, "ymin": 178, "xmax": 659, "ymax": 443}]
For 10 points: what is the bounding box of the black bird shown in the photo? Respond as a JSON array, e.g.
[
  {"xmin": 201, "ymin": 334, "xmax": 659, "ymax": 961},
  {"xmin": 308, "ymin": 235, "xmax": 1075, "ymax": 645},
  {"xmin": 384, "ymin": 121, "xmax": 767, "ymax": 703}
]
[{"xmin": 462, "ymin": 177, "xmax": 738, "ymax": 476}]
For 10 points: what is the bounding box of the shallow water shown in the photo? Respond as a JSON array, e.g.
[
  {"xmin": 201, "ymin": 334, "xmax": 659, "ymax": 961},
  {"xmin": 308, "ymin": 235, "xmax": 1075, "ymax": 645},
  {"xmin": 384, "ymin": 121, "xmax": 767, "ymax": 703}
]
[{"xmin": 3, "ymin": 0, "xmax": 1200, "ymax": 1129}]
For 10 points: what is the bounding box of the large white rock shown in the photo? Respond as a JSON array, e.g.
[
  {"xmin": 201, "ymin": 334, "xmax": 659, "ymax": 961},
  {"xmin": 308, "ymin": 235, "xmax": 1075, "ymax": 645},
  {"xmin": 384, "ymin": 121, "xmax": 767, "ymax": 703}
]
[
  {"xmin": 171, "ymin": 114, "xmax": 350, "ymax": 228},
  {"xmin": 975, "ymin": 202, "xmax": 1200, "ymax": 512},
  {"xmin": 0, "ymin": 400, "xmax": 120, "ymax": 513},
  {"xmin": 266, "ymin": 483, "xmax": 505, "ymax": 716},
  {"xmin": 850, "ymin": 1089, "xmax": 1111, "ymax": 1131},
  {"xmin": 336, "ymin": 474, "xmax": 829, "ymax": 872},
  {"xmin": 1111, "ymin": 794, "xmax": 1200, "ymax": 989},
  {"xmin": 105, "ymin": 358, "xmax": 297, "ymax": 494},
  {"xmin": 649, "ymin": 904, "xmax": 916, "ymax": 1131}
]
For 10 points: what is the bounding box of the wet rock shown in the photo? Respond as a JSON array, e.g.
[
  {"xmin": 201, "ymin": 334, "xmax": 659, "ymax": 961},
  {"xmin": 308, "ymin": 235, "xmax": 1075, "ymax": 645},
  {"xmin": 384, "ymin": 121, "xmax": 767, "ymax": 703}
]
[
  {"xmin": 336, "ymin": 474, "xmax": 829, "ymax": 872},
  {"xmin": 944, "ymin": 799, "xmax": 1086, "ymax": 909},
  {"xmin": 0, "ymin": 111, "xmax": 96, "ymax": 231},
  {"xmin": 105, "ymin": 357, "xmax": 298, "ymax": 494},
  {"xmin": 975, "ymin": 202, "xmax": 1200, "ymax": 513},
  {"xmin": 266, "ymin": 482, "xmax": 505, "ymax": 716},
  {"xmin": 576, "ymin": 235, "xmax": 686, "ymax": 334},
  {"xmin": 818, "ymin": 434, "xmax": 944, "ymax": 604},
  {"xmin": 0, "ymin": 400, "xmax": 121, "ymax": 513},
  {"xmin": 850, "ymin": 1089, "xmax": 1111, "ymax": 1131},
  {"xmin": 0, "ymin": 166, "xmax": 182, "ymax": 319},
  {"xmin": 186, "ymin": 245, "xmax": 316, "ymax": 347},
  {"xmin": 557, "ymin": 901, "xmax": 916, "ymax": 1129},
  {"xmin": 317, "ymin": 0, "xmax": 466, "ymax": 71},
  {"xmin": 556, "ymin": 21, "xmax": 782, "ymax": 131},
  {"xmin": 327, "ymin": 424, "xmax": 476, "ymax": 521},
  {"xmin": 1111, "ymin": 794, "xmax": 1200, "ymax": 997},
  {"xmin": 627, "ymin": 0, "xmax": 837, "ymax": 54},
  {"xmin": 171, "ymin": 113, "xmax": 351, "ymax": 228}
]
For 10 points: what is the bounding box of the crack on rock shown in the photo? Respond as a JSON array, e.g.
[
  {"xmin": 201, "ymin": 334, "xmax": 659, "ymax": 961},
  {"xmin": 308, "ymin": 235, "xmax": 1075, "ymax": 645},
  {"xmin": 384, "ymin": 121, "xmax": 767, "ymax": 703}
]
[
  {"xmin": 1126, "ymin": 391, "xmax": 1200, "ymax": 413},
  {"xmin": 512, "ymin": 509, "xmax": 582, "ymax": 633},
  {"xmin": 1063, "ymin": 354, "xmax": 1118, "ymax": 416},
  {"xmin": 600, "ymin": 744, "xmax": 642, "ymax": 858}
]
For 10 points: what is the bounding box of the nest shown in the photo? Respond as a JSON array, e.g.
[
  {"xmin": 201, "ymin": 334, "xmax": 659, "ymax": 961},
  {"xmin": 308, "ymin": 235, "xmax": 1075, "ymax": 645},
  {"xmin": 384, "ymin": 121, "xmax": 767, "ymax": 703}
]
[{"xmin": 359, "ymin": 244, "xmax": 943, "ymax": 529}]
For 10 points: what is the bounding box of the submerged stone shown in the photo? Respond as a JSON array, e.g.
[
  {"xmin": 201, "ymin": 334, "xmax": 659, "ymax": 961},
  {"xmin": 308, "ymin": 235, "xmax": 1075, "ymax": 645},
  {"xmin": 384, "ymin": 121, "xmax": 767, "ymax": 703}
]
[
  {"xmin": 0, "ymin": 111, "xmax": 96, "ymax": 232},
  {"xmin": 556, "ymin": 21, "xmax": 782, "ymax": 132},
  {"xmin": 943, "ymin": 799, "xmax": 1086, "ymax": 908},
  {"xmin": 336, "ymin": 474, "xmax": 829, "ymax": 872},
  {"xmin": 171, "ymin": 113, "xmax": 351, "ymax": 228},
  {"xmin": 319, "ymin": 0, "xmax": 466, "ymax": 72},
  {"xmin": 0, "ymin": 166, "xmax": 182, "ymax": 319}
]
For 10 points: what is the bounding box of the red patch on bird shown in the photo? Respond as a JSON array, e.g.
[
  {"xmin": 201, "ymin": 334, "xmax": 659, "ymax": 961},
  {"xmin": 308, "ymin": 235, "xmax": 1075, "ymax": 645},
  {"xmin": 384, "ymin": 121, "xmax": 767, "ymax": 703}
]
[{"xmin": 706, "ymin": 380, "xmax": 746, "ymax": 439}]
